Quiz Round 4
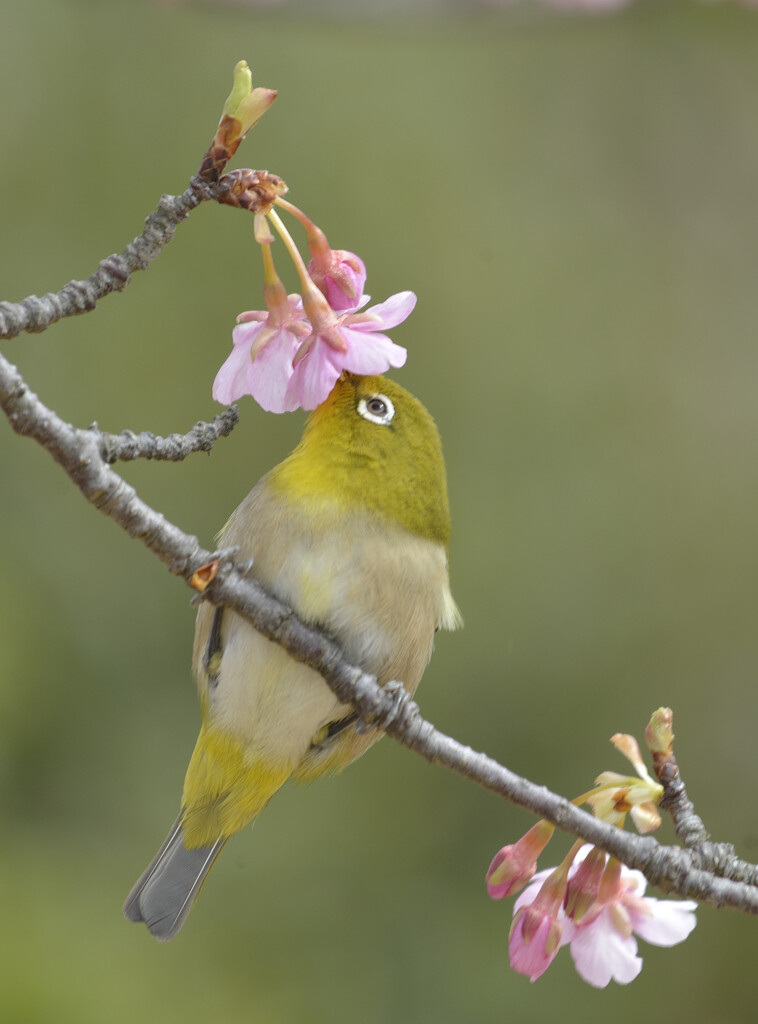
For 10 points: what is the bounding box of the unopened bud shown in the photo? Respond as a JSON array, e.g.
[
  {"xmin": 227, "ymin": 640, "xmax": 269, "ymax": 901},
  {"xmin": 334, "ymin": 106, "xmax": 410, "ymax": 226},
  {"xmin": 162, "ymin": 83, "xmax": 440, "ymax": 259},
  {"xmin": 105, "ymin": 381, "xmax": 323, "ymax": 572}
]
[
  {"xmin": 645, "ymin": 707, "xmax": 674, "ymax": 758},
  {"xmin": 222, "ymin": 60, "xmax": 277, "ymax": 139}
]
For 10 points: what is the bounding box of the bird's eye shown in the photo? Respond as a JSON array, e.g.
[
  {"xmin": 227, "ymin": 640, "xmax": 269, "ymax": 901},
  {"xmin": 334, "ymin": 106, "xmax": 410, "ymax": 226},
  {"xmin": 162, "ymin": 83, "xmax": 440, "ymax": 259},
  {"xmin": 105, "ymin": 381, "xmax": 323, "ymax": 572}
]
[
  {"xmin": 367, "ymin": 397, "xmax": 387, "ymax": 416},
  {"xmin": 357, "ymin": 393, "xmax": 395, "ymax": 426}
]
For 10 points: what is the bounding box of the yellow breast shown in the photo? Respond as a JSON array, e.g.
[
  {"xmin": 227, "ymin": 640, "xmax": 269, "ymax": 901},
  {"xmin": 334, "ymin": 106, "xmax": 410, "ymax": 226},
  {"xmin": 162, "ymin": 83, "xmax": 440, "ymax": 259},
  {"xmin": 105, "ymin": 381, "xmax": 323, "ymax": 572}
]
[{"xmin": 188, "ymin": 479, "xmax": 458, "ymax": 807}]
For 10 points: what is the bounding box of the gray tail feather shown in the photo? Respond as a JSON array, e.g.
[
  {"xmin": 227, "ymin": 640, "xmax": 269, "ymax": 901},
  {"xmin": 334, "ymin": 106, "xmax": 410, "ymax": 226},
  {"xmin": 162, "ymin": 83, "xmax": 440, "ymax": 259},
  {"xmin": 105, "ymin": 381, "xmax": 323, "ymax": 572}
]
[{"xmin": 124, "ymin": 815, "xmax": 225, "ymax": 941}]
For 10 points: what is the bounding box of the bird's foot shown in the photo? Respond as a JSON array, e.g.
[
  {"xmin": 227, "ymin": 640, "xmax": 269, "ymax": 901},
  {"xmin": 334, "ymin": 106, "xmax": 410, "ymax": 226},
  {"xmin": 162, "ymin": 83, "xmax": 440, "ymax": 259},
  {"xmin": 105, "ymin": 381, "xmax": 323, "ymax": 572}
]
[{"xmin": 356, "ymin": 679, "xmax": 418, "ymax": 734}]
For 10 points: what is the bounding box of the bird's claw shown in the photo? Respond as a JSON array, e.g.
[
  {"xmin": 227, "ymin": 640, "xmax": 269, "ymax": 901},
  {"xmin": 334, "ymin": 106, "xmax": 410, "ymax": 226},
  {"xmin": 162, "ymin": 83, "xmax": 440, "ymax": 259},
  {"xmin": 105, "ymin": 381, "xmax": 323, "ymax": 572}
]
[
  {"xmin": 188, "ymin": 547, "xmax": 254, "ymax": 604},
  {"xmin": 356, "ymin": 680, "xmax": 417, "ymax": 734}
]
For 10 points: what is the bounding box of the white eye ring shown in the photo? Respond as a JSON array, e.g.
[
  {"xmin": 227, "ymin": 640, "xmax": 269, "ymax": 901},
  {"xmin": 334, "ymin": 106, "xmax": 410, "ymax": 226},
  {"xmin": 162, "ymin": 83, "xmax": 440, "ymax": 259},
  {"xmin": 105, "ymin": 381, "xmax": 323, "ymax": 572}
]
[{"xmin": 357, "ymin": 393, "xmax": 395, "ymax": 426}]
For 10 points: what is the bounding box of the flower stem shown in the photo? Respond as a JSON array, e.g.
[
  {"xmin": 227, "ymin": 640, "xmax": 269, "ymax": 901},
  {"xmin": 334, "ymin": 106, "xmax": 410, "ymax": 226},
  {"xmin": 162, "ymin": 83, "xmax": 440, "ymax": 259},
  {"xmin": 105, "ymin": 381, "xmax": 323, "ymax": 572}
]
[
  {"xmin": 274, "ymin": 197, "xmax": 312, "ymax": 229},
  {"xmin": 261, "ymin": 241, "xmax": 278, "ymax": 286},
  {"xmin": 274, "ymin": 197, "xmax": 330, "ymax": 257},
  {"xmin": 267, "ymin": 209, "xmax": 312, "ymax": 291},
  {"xmin": 268, "ymin": 208, "xmax": 335, "ymax": 329}
]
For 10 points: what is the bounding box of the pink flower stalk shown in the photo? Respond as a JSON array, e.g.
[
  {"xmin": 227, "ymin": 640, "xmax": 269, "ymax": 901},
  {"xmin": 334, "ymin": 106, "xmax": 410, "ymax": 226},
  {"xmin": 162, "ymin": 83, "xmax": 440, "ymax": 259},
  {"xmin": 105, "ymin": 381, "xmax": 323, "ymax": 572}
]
[
  {"xmin": 515, "ymin": 846, "xmax": 697, "ymax": 988},
  {"xmin": 278, "ymin": 199, "xmax": 368, "ymax": 312},
  {"xmin": 282, "ymin": 290, "xmax": 414, "ymax": 412},
  {"xmin": 486, "ymin": 821, "xmax": 555, "ymax": 900}
]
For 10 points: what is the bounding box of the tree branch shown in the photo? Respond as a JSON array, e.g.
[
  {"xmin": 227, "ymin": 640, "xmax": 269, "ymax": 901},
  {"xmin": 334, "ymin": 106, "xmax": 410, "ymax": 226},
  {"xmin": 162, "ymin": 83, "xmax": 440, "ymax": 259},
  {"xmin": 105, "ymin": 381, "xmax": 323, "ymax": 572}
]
[{"xmin": 2, "ymin": 340, "xmax": 758, "ymax": 916}]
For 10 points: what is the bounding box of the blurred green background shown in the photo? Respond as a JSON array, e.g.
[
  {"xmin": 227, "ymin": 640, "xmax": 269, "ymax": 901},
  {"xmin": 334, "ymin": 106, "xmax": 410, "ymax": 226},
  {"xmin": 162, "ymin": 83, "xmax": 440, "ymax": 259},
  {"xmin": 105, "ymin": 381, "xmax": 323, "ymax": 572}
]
[{"xmin": 2, "ymin": 0, "xmax": 758, "ymax": 1020}]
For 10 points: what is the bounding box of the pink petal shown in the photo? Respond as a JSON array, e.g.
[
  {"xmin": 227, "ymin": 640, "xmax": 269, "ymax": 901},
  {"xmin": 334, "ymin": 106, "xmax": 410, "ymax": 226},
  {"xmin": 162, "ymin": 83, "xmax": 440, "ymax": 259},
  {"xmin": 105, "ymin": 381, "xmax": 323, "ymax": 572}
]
[
  {"xmin": 486, "ymin": 845, "xmax": 536, "ymax": 901},
  {"xmin": 629, "ymin": 899, "xmax": 698, "ymax": 947},
  {"xmin": 486, "ymin": 866, "xmax": 528, "ymax": 901},
  {"xmin": 325, "ymin": 256, "xmax": 367, "ymax": 311},
  {"xmin": 350, "ymin": 291, "xmax": 417, "ymax": 332},
  {"xmin": 283, "ymin": 339, "xmax": 344, "ymax": 411},
  {"xmin": 236, "ymin": 309, "xmax": 269, "ymax": 324},
  {"xmin": 559, "ymin": 916, "xmax": 578, "ymax": 947},
  {"xmin": 618, "ymin": 867, "xmax": 648, "ymax": 897},
  {"xmin": 331, "ymin": 294, "xmax": 371, "ymax": 317},
  {"xmin": 231, "ymin": 319, "xmax": 268, "ymax": 349},
  {"xmin": 569, "ymin": 909, "xmax": 642, "ymax": 988},
  {"xmin": 345, "ymin": 294, "xmax": 371, "ymax": 313},
  {"xmin": 244, "ymin": 328, "xmax": 300, "ymax": 414},
  {"xmin": 213, "ymin": 323, "xmax": 262, "ymax": 404},
  {"xmin": 340, "ymin": 327, "xmax": 408, "ymax": 375},
  {"xmin": 509, "ymin": 913, "xmax": 560, "ymax": 983}
]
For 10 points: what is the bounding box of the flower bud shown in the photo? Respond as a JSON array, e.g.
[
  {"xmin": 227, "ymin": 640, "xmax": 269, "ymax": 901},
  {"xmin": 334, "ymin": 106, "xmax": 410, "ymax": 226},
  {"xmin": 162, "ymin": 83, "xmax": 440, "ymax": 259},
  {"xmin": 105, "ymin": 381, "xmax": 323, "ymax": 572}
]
[
  {"xmin": 645, "ymin": 707, "xmax": 674, "ymax": 758},
  {"xmin": 485, "ymin": 821, "xmax": 554, "ymax": 900}
]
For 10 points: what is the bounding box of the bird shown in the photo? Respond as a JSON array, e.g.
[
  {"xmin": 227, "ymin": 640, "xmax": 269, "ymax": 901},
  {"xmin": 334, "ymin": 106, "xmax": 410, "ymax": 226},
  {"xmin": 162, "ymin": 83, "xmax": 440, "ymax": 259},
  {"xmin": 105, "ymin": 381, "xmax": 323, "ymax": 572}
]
[{"xmin": 124, "ymin": 372, "xmax": 461, "ymax": 940}]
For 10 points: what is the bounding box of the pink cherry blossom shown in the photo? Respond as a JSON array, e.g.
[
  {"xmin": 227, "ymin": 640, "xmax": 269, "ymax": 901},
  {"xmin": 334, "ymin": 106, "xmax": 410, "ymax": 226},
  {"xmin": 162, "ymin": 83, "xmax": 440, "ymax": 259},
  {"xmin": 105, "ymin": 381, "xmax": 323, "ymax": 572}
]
[
  {"xmin": 509, "ymin": 907, "xmax": 562, "ymax": 983},
  {"xmin": 562, "ymin": 892, "xmax": 698, "ymax": 988},
  {"xmin": 282, "ymin": 291, "xmax": 414, "ymax": 412},
  {"xmin": 507, "ymin": 856, "xmax": 571, "ymax": 983},
  {"xmin": 514, "ymin": 847, "xmax": 697, "ymax": 988},
  {"xmin": 212, "ymin": 294, "xmax": 309, "ymax": 413},
  {"xmin": 214, "ymin": 286, "xmax": 414, "ymax": 414},
  {"xmin": 564, "ymin": 905, "xmax": 643, "ymax": 986}
]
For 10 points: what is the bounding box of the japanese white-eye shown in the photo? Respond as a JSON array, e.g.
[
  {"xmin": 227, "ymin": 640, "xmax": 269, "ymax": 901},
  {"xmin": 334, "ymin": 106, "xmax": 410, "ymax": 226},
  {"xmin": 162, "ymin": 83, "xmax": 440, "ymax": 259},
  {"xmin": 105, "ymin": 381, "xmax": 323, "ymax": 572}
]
[{"xmin": 124, "ymin": 373, "xmax": 460, "ymax": 940}]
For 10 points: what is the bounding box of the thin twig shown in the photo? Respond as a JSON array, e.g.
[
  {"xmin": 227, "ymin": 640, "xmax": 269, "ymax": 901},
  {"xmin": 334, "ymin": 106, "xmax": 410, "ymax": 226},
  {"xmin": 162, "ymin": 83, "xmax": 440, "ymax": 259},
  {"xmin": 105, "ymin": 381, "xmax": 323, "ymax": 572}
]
[
  {"xmin": 653, "ymin": 739, "xmax": 758, "ymax": 887},
  {"xmin": 0, "ymin": 182, "xmax": 211, "ymax": 339},
  {"xmin": 656, "ymin": 749, "xmax": 711, "ymax": 847},
  {"xmin": 0, "ymin": 170, "xmax": 283, "ymax": 341},
  {"xmin": 95, "ymin": 407, "xmax": 240, "ymax": 464}
]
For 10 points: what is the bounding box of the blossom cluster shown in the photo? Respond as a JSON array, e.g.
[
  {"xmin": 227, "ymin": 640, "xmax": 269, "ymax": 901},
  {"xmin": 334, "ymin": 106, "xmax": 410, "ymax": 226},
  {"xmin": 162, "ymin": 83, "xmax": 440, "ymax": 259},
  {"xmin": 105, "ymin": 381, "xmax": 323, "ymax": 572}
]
[
  {"xmin": 206, "ymin": 60, "xmax": 415, "ymax": 415},
  {"xmin": 213, "ymin": 201, "xmax": 415, "ymax": 413},
  {"xmin": 485, "ymin": 722, "xmax": 697, "ymax": 987},
  {"xmin": 493, "ymin": 841, "xmax": 697, "ymax": 987}
]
